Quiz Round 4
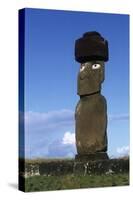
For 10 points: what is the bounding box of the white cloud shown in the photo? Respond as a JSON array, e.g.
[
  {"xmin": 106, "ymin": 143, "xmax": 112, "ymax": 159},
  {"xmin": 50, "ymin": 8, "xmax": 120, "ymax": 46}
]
[
  {"xmin": 116, "ymin": 145, "xmax": 129, "ymax": 155},
  {"xmin": 25, "ymin": 109, "xmax": 74, "ymax": 134},
  {"xmin": 47, "ymin": 138, "xmax": 76, "ymax": 158},
  {"xmin": 24, "ymin": 110, "xmax": 129, "ymax": 130},
  {"xmin": 109, "ymin": 114, "xmax": 129, "ymax": 121},
  {"xmin": 22, "ymin": 109, "xmax": 129, "ymax": 158},
  {"xmin": 46, "ymin": 131, "xmax": 76, "ymax": 158},
  {"xmin": 25, "ymin": 109, "xmax": 74, "ymax": 125},
  {"xmin": 62, "ymin": 131, "xmax": 75, "ymax": 145}
]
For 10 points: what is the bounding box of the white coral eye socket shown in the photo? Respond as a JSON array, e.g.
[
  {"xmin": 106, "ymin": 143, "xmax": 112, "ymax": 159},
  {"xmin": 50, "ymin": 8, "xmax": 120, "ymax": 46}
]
[
  {"xmin": 92, "ymin": 63, "xmax": 101, "ymax": 69},
  {"xmin": 80, "ymin": 65, "xmax": 85, "ymax": 72}
]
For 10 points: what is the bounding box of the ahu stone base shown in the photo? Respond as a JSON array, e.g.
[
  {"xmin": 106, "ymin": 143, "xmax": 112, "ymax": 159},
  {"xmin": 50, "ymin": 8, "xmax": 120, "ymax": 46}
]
[
  {"xmin": 21, "ymin": 158, "xmax": 129, "ymax": 177},
  {"xmin": 75, "ymin": 152, "xmax": 109, "ymax": 162}
]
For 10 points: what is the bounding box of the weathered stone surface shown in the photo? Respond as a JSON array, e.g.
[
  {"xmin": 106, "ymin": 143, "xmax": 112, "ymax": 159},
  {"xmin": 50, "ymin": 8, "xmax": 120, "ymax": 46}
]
[
  {"xmin": 74, "ymin": 159, "xmax": 129, "ymax": 175},
  {"xmin": 22, "ymin": 158, "xmax": 129, "ymax": 177},
  {"xmin": 77, "ymin": 61, "xmax": 104, "ymax": 96},
  {"xmin": 39, "ymin": 161, "xmax": 74, "ymax": 176},
  {"xmin": 75, "ymin": 93, "xmax": 107, "ymax": 155},
  {"xmin": 74, "ymin": 31, "xmax": 109, "ymax": 161},
  {"xmin": 75, "ymin": 152, "xmax": 109, "ymax": 162},
  {"xmin": 75, "ymin": 31, "xmax": 109, "ymax": 63}
]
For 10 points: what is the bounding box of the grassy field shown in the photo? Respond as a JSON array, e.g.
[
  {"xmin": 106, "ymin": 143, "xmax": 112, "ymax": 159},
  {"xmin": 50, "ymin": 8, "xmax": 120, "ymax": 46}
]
[{"xmin": 25, "ymin": 173, "xmax": 129, "ymax": 192}]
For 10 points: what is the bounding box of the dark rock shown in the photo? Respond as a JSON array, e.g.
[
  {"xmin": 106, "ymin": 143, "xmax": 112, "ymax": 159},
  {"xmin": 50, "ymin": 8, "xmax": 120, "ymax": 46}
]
[
  {"xmin": 75, "ymin": 93, "xmax": 107, "ymax": 155},
  {"xmin": 39, "ymin": 160, "xmax": 74, "ymax": 176},
  {"xmin": 75, "ymin": 31, "xmax": 109, "ymax": 63},
  {"xmin": 75, "ymin": 152, "xmax": 109, "ymax": 162},
  {"xmin": 23, "ymin": 158, "xmax": 129, "ymax": 176}
]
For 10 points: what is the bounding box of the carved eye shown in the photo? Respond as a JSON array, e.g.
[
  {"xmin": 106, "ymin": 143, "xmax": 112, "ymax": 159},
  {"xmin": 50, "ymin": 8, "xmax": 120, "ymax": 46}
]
[
  {"xmin": 80, "ymin": 65, "xmax": 85, "ymax": 72},
  {"xmin": 92, "ymin": 63, "xmax": 101, "ymax": 70}
]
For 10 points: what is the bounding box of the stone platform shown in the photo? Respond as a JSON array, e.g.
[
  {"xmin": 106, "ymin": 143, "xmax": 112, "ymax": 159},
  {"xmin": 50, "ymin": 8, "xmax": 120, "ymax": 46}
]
[
  {"xmin": 75, "ymin": 152, "xmax": 109, "ymax": 162},
  {"xmin": 21, "ymin": 158, "xmax": 129, "ymax": 177}
]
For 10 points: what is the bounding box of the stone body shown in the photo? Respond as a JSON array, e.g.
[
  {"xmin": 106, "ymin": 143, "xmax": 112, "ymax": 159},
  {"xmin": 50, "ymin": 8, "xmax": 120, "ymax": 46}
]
[
  {"xmin": 75, "ymin": 93, "xmax": 107, "ymax": 155},
  {"xmin": 74, "ymin": 32, "xmax": 109, "ymax": 161}
]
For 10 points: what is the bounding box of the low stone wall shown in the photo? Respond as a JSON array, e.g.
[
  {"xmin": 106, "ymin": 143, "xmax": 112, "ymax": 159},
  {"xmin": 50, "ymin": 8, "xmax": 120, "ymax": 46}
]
[
  {"xmin": 22, "ymin": 158, "xmax": 129, "ymax": 177},
  {"xmin": 73, "ymin": 159, "xmax": 129, "ymax": 176}
]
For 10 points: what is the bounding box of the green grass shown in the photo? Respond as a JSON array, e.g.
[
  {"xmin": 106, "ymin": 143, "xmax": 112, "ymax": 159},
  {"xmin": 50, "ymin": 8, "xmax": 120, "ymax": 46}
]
[{"xmin": 25, "ymin": 173, "xmax": 129, "ymax": 192}]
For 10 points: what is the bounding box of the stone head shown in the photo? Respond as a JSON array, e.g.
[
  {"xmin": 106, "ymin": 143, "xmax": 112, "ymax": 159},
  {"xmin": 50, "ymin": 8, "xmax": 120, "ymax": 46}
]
[{"xmin": 75, "ymin": 31, "xmax": 109, "ymax": 95}]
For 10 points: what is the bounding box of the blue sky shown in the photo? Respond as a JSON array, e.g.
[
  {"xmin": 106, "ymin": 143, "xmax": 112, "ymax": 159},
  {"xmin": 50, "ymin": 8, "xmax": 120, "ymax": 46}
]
[{"xmin": 22, "ymin": 8, "xmax": 129, "ymax": 158}]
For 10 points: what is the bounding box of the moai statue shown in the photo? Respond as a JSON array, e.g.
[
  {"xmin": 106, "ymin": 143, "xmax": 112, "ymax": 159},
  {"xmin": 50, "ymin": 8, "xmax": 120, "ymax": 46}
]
[{"xmin": 75, "ymin": 31, "xmax": 109, "ymax": 161}]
